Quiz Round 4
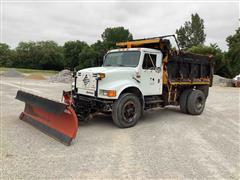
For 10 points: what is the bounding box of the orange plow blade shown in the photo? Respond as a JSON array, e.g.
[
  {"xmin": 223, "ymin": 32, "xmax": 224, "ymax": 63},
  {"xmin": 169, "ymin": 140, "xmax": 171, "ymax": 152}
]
[{"xmin": 16, "ymin": 90, "xmax": 78, "ymax": 146}]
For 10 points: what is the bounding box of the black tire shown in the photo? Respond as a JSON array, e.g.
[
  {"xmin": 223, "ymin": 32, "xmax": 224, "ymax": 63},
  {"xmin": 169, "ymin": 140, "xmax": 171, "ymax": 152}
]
[
  {"xmin": 187, "ymin": 90, "xmax": 206, "ymax": 115},
  {"xmin": 112, "ymin": 93, "xmax": 142, "ymax": 128},
  {"xmin": 179, "ymin": 89, "xmax": 192, "ymax": 114}
]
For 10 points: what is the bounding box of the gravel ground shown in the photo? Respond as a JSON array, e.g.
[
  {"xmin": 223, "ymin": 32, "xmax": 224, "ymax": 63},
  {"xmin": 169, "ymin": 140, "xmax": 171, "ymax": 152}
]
[
  {"xmin": 1, "ymin": 77, "xmax": 239, "ymax": 179},
  {"xmin": 49, "ymin": 69, "xmax": 72, "ymax": 83}
]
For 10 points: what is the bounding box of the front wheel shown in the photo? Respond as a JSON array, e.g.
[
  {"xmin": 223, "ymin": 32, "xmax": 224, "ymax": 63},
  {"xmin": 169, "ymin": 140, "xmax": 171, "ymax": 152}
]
[{"xmin": 112, "ymin": 93, "xmax": 142, "ymax": 128}]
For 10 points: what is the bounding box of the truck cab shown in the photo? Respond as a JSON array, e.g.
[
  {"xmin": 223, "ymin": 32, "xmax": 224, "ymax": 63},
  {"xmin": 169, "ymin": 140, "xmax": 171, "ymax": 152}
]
[{"xmin": 75, "ymin": 48, "xmax": 163, "ymax": 99}]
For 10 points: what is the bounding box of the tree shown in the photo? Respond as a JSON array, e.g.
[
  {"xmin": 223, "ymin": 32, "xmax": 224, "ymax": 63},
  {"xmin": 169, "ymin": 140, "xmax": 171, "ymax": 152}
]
[
  {"xmin": 176, "ymin": 13, "xmax": 206, "ymax": 49},
  {"xmin": 63, "ymin": 40, "xmax": 88, "ymax": 69},
  {"xmin": 77, "ymin": 46, "xmax": 98, "ymax": 70},
  {"xmin": 0, "ymin": 43, "xmax": 15, "ymax": 67},
  {"xmin": 101, "ymin": 27, "xmax": 133, "ymax": 49},
  {"xmin": 91, "ymin": 40, "xmax": 108, "ymax": 66},
  {"xmin": 36, "ymin": 41, "xmax": 64, "ymax": 70},
  {"xmin": 225, "ymin": 27, "xmax": 240, "ymax": 77},
  {"xmin": 15, "ymin": 41, "xmax": 37, "ymax": 68},
  {"xmin": 88, "ymin": 27, "xmax": 133, "ymax": 66},
  {"xmin": 15, "ymin": 41, "xmax": 64, "ymax": 70}
]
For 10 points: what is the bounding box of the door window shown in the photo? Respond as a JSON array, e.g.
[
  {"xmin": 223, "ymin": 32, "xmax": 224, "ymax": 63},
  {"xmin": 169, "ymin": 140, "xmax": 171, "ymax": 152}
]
[{"xmin": 142, "ymin": 53, "xmax": 157, "ymax": 69}]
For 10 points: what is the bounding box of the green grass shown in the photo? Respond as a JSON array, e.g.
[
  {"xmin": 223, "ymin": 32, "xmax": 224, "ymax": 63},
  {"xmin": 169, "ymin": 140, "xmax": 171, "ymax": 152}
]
[{"xmin": 0, "ymin": 67, "xmax": 59, "ymax": 75}]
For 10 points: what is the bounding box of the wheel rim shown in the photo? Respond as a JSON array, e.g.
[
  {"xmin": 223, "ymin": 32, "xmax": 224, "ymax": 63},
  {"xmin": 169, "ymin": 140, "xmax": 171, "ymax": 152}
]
[
  {"xmin": 196, "ymin": 96, "xmax": 204, "ymax": 110},
  {"xmin": 122, "ymin": 101, "xmax": 136, "ymax": 123}
]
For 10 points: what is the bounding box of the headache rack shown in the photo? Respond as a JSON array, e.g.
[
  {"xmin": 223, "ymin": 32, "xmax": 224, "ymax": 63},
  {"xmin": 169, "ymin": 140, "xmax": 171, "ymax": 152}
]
[{"xmin": 116, "ymin": 35, "xmax": 175, "ymax": 51}]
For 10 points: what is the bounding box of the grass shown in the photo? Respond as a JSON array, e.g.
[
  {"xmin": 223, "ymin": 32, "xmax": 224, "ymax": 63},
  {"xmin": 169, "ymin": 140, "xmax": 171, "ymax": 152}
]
[{"xmin": 0, "ymin": 67, "xmax": 59, "ymax": 75}]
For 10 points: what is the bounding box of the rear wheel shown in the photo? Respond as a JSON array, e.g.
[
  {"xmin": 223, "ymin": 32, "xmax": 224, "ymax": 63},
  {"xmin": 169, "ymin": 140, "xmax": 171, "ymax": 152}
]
[
  {"xmin": 179, "ymin": 89, "xmax": 192, "ymax": 114},
  {"xmin": 112, "ymin": 93, "xmax": 142, "ymax": 128},
  {"xmin": 187, "ymin": 90, "xmax": 206, "ymax": 115}
]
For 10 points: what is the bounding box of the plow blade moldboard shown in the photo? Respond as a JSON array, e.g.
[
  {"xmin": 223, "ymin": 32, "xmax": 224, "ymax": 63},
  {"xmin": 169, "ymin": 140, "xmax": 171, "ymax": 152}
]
[{"xmin": 16, "ymin": 90, "xmax": 78, "ymax": 146}]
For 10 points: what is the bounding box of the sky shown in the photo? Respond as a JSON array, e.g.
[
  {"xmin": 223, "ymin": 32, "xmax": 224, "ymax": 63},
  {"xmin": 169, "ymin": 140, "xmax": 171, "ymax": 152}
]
[{"xmin": 1, "ymin": 1, "xmax": 239, "ymax": 51}]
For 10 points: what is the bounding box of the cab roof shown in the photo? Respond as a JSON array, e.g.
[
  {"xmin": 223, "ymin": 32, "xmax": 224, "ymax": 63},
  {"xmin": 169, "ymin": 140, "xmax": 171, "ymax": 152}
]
[{"xmin": 108, "ymin": 48, "xmax": 161, "ymax": 54}]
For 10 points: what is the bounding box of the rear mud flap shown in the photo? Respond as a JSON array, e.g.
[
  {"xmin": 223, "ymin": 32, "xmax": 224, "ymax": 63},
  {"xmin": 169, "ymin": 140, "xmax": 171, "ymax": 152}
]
[{"xmin": 16, "ymin": 90, "xmax": 78, "ymax": 146}]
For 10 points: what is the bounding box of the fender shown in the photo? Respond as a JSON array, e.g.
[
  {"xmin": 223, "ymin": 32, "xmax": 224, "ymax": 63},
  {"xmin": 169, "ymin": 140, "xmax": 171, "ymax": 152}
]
[
  {"xmin": 97, "ymin": 79, "xmax": 143, "ymax": 99},
  {"xmin": 118, "ymin": 85, "xmax": 143, "ymax": 98}
]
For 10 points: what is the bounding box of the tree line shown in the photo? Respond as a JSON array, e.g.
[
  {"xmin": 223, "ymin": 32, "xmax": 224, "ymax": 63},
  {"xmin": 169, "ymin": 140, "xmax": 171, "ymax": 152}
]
[
  {"xmin": 0, "ymin": 27, "xmax": 133, "ymax": 71},
  {"xmin": 0, "ymin": 14, "xmax": 239, "ymax": 78}
]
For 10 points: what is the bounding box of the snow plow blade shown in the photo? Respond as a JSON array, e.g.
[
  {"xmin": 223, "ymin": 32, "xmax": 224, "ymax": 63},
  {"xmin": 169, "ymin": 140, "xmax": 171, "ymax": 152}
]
[{"xmin": 16, "ymin": 90, "xmax": 78, "ymax": 146}]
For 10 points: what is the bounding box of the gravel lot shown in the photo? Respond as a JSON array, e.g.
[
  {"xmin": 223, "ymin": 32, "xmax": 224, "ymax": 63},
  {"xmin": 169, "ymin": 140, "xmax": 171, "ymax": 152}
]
[{"xmin": 1, "ymin": 77, "xmax": 239, "ymax": 179}]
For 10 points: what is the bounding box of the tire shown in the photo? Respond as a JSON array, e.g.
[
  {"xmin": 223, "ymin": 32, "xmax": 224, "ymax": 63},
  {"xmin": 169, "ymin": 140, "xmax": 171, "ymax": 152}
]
[
  {"xmin": 179, "ymin": 89, "xmax": 192, "ymax": 114},
  {"xmin": 112, "ymin": 93, "xmax": 142, "ymax": 128},
  {"xmin": 187, "ymin": 90, "xmax": 206, "ymax": 115}
]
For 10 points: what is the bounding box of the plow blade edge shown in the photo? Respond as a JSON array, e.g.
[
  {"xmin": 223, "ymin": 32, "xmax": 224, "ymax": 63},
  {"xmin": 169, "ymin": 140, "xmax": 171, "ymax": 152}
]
[{"xmin": 16, "ymin": 90, "xmax": 78, "ymax": 146}]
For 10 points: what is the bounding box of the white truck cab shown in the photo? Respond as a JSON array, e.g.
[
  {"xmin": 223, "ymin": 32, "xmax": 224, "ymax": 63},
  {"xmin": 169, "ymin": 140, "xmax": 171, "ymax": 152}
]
[{"xmin": 75, "ymin": 48, "xmax": 163, "ymax": 99}]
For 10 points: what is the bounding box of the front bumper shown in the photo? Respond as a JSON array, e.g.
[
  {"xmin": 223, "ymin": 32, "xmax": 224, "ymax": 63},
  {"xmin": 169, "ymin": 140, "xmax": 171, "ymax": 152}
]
[{"xmin": 72, "ymin": 94, "xmax": 114, "ymax": 118}]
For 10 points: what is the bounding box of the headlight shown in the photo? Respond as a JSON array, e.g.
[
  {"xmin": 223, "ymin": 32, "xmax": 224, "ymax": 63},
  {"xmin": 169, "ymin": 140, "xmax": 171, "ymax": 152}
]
[{"xmin": 100, "ymin": 89, "xmax": 116, "ymax": 97}]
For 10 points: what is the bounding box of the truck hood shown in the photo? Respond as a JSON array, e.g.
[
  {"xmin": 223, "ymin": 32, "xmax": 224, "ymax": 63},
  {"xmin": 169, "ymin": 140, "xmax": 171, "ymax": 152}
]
[
  {"xmin": 78, "ymin": 66, "xmax": 136, "ymax": 74},
  {"xmin": 76, "ymin": 66, "xmax": 139, "ymax": 98}
]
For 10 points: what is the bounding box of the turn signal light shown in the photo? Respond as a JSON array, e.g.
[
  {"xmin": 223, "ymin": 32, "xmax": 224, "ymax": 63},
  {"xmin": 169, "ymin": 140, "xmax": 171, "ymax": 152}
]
[
  {"xmin": 98, "ymin": 73, "xmax": 105, "ymax": 80},
  {"xmin": 107, "ymin": 90, "xmax": 116, "ymax": 97}
]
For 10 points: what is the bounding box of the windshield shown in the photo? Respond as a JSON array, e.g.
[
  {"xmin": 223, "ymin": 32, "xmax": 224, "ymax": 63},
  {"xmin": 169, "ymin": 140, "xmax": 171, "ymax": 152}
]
[{"xmin": 103, "ymin": 51, "xmax": 140, "ymax": 67}]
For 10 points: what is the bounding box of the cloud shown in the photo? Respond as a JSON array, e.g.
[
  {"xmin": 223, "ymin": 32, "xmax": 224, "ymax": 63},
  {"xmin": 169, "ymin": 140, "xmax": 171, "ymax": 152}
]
[{"xmin": 2, "ymin": 1, "xmax": 239, "ymax": 50}]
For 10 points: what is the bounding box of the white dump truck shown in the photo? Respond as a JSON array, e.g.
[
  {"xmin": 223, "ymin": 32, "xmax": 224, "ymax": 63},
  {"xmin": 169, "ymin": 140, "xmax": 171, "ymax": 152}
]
[
  {"xmin": 72, "ymin": 36, "xmax": 214, "ymax": 128},
  {"xmin": 16, "ymin": 35, "xmax": 214, "ymax": 145}
]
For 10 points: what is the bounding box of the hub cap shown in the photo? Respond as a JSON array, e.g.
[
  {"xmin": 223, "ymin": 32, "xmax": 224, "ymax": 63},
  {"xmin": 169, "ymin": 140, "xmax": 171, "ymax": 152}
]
[
  {"xmin": 196, "ymin": 96, "xmax": 204, "ymax": 110},
  {"xmin": 122, "ymin": 101, "xmax": 136, "ymax": 123}
]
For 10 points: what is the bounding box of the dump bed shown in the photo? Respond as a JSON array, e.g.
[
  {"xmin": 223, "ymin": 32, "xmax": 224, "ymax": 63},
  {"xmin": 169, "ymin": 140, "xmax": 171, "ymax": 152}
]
[{"xmin": 167, "ymin": 51, "xmax": 214, "ymax": 86}]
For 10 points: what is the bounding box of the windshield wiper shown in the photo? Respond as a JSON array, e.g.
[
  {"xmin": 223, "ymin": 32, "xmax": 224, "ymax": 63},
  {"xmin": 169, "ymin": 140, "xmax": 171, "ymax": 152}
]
[
  {"xmin": 104, "ymin": 64, "xmax": 127, "ymax": 67},
  {"xmin": 117, "ymin": 64, "xmax": 126, "ymax": 67}
]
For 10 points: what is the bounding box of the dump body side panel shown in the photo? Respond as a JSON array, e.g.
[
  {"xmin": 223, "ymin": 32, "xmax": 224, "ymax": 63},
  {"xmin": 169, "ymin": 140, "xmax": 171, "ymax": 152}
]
[{"xmin": 166, "ymin": 52, "xmax": 214, "ymax": 86}]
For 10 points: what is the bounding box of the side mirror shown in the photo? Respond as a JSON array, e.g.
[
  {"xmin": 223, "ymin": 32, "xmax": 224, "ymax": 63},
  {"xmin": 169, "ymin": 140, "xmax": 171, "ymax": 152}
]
[
  {"xmin": 156, "ymin": 53, "xmax": 163, "ymax": 68},
  {"xmin": 102, "ymin": 54, "xmax": 107, "ymax": 65}
]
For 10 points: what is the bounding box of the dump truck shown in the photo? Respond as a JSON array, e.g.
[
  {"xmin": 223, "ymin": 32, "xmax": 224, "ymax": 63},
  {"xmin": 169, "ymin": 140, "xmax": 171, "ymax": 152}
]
[{"xmin": 16, "ymin": 35, "xmax": 214, "ymax": 145}]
